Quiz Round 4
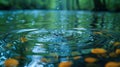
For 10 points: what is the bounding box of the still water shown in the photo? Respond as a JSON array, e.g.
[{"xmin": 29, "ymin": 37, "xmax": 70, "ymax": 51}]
[{"xmin": 0, "ymin": 10, "xmax": 120, "ymax": 67}]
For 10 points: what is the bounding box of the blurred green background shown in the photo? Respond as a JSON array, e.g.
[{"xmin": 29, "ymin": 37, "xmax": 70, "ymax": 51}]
[{"xmin": 0, "ymin": 0, "xmax": 120, "ymax": 11}]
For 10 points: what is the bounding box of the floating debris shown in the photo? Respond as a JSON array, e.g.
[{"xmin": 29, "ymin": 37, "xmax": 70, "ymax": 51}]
[
  {"xmin": 105, "ymin": 62, "xmax": 120, "ymax": 67},
  {"xmin": 113, "ymin": 42, "xmax": 120, "ymax": 46},
  {"xmin": 4, "ymin": 58, "xmax": 19, "ymax": 67},
  {"xmin": 91, "ymin": 48, "xmax": 107, "ymax": 54},
  {"xmin": 20, "ymin": 37, "xmax": 27, "ymax": 43},
  {"xmin": 115, "ymin": 49, "xmax": 120, "ymax": 54},
  {"xmin": 84, "ymin": 57, "xmax": 97, "ymax": 63},
  {"xmin": 58, "ymin": 61, "xmax": 72, "ymax": 67},
  {"xmin": 73, "ymin": 56, "xmax": 81, "ymax": 60}
]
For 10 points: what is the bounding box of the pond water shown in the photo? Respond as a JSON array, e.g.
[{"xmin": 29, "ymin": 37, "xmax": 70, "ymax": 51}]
[{"xmin": 0, "ymin": 10, "xmax": 120, "ymax": 67}]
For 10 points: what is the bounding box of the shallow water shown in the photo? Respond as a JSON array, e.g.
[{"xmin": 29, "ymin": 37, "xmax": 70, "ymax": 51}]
[{"xmin": 0, "ymin": 10, "xmax": 120, "ymax": 67}]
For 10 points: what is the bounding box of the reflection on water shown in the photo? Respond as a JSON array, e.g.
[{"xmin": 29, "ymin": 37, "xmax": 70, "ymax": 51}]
[
  {"xmin": 0, "ymin": 10, "xmax": 120, "ymax": 67},
  {"xmin": 0, "ymin": 10, "xmax": 120, "ymax": 32}
]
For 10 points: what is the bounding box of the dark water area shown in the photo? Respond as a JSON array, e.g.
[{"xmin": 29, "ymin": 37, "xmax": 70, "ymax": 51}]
[{"xmin": 0, "ymin": 10, "xmax": 120, "ymax": 67}]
